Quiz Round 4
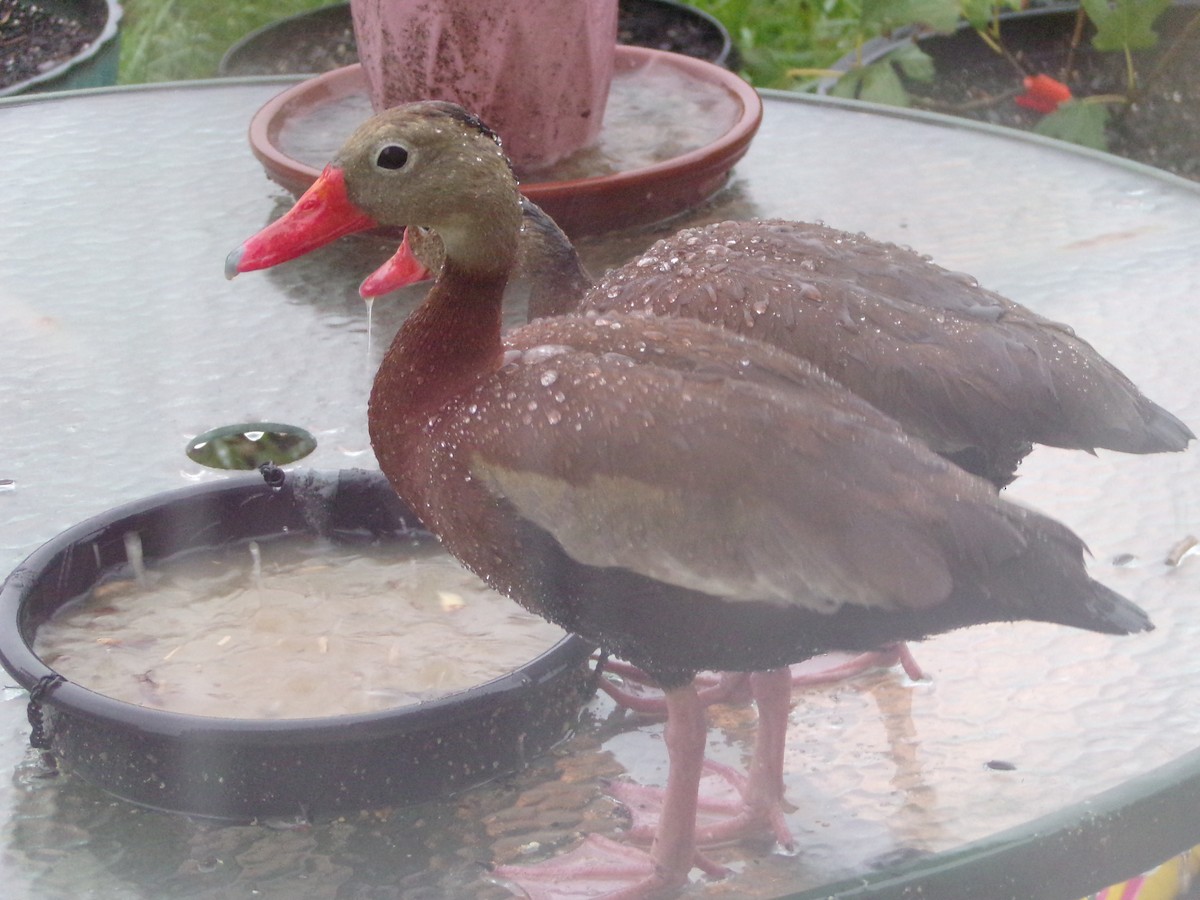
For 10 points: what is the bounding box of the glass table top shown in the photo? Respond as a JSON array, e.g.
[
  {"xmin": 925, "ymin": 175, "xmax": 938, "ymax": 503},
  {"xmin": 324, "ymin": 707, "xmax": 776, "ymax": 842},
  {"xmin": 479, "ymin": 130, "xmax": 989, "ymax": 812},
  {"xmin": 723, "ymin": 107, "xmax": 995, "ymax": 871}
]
[{"xmin": 2, "ymin": 79, "xmax": 1199, "ymax": 899}]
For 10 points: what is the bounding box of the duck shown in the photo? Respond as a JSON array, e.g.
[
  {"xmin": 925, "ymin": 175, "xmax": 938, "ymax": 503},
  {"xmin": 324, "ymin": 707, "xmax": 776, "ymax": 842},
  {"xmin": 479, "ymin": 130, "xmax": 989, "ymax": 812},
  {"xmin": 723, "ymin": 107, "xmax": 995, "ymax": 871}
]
[
  {"xmin": 363, "ymin": 190, "xmax": 1193, "ymax": 706},
  {"xmin": 227, "ymin": 101, "xmax": 1157, "ymax": 899}
]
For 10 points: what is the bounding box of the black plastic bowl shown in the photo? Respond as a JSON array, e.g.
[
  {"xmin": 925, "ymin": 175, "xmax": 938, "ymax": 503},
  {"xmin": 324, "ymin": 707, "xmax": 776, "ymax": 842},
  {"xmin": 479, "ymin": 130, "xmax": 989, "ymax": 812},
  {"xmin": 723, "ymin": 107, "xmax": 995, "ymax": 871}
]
[
  {"xmin": 1, "ymin": 0, "xmax": 123, "ymax": 98},
  {"xmin": 0, "ymin": 469, "xmax": 594, "ymax": 820}
]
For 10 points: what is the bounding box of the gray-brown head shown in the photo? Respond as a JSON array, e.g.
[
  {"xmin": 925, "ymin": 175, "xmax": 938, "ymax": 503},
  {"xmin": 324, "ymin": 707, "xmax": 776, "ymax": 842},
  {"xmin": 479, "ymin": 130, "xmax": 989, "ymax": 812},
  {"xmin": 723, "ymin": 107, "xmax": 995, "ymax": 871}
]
[{"xmin": 227, "ymin": 101, "xmax": 523, "ymax": 280}]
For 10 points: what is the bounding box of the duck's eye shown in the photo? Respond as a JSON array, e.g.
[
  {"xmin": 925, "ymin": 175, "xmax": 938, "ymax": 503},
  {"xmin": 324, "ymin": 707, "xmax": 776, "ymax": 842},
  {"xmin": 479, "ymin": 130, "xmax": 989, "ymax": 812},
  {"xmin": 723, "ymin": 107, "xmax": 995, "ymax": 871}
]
[{"xmin": 375, "ymin": 145, "xmax": 409, "ymax": 170}]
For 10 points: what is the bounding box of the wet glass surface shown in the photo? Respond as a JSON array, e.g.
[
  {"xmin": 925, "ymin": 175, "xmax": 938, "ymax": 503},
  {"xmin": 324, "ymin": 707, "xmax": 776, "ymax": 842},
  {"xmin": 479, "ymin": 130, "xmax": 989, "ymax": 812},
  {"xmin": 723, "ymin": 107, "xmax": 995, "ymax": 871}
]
[{"xmin": 1, "ymin": 81, "xmax": 1199, "ymax": 898}]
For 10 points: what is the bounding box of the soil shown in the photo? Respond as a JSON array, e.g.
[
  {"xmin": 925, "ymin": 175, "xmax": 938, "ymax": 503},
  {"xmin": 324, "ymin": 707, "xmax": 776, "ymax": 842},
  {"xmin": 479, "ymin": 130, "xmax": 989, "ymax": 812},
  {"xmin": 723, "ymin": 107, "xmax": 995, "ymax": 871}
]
[
  {"xmin": 0, "ymin": 0, "xmax": 100, "ymax": 91},
  {"xmin": 617, "ymin": 0, "xmax": 729, "ymax": 63},
  {"xmin": 899, "ymin": 7, "xmax": 1200, "ymax": 182},
  {"xmin": 226, "ymin": 12, "xmax": 358, "ymax": 76}
]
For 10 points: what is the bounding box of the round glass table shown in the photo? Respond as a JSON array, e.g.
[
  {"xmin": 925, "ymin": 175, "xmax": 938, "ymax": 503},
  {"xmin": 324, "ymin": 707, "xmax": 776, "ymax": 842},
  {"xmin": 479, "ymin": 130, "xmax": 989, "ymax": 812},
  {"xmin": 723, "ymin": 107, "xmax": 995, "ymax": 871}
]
[{"xmin": 2, "ymin": 78, "xmax": 1199, "ymax": 898}]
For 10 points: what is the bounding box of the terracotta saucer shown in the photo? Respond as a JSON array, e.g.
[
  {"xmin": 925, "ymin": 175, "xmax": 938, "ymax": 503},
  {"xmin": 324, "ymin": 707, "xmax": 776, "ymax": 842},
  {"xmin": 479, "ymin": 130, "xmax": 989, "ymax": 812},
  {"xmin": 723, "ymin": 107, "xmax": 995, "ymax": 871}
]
[{"xmin": 247, "ymin": 46, "xmax": 762, "ymax": 236}]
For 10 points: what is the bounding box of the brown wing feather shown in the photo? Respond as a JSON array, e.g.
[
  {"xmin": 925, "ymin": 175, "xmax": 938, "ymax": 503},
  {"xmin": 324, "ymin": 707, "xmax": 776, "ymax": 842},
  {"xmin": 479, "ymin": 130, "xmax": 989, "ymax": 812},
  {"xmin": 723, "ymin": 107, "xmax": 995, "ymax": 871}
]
[
  {"xmin": 584, "ymin": 220, "xmax": 1192, "ymax": 463},
  {"xmin": 452, "ymin": 314, "xmax": 1032, "ymax": 615}
]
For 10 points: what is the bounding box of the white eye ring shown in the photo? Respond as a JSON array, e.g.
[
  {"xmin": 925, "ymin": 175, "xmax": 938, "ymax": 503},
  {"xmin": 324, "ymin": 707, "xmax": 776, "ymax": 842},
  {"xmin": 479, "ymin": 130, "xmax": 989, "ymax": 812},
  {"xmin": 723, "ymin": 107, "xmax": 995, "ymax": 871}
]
[{"xmin": 374, "ymin": 143, "xmax": 411, "ymax": 172}]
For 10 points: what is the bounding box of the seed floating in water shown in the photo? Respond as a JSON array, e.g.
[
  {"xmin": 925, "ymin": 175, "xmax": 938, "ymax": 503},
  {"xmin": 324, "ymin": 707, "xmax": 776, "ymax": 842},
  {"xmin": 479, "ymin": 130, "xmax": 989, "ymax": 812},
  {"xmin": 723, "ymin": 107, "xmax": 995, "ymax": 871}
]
[{"xmin": 1166, "ymin": 535, "xmax": 1199, "ymax": 567}]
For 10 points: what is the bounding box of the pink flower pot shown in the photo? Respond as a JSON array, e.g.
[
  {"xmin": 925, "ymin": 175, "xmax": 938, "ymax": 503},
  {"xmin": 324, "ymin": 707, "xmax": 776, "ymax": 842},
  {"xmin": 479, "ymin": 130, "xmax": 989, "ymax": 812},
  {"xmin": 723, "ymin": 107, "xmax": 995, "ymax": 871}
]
[{"xmin": 349, "ymin": 0, "xmax": 618, "ymax": 171}]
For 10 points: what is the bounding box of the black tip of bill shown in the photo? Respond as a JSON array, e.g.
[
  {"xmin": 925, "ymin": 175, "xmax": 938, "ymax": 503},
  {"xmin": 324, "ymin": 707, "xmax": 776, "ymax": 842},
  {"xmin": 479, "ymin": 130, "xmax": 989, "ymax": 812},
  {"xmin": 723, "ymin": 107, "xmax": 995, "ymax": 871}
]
[{"xmin": 224, "ymin": 247, "xmax": 244, "ymax": 281}]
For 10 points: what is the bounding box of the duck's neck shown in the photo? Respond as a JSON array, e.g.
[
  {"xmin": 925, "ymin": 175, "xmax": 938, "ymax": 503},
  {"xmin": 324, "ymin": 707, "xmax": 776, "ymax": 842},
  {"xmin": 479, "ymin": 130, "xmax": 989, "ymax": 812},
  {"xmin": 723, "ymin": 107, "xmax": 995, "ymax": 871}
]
[
  {"xmin": 367, "ymin": 162, "xmax": 522, "ymax": 478},
  {"xmin": 519, "ymin": 201, "xmax": 592, "ymax": 320},
  {"xmin": 371, "ymin": 260, "xmax": 509, "ymax": 425}
]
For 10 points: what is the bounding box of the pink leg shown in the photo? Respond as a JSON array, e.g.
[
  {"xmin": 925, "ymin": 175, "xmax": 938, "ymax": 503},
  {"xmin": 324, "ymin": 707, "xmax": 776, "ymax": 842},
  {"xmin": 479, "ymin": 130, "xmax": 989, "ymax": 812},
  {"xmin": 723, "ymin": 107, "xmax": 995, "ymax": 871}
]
[
  {"xmin": 694, "ymin": 668, "xmax": 794, "ymax": 848},
  {"xmin": 894, "ymin": 642, "xmax": 926, "ymax": 681},
  {"xmin": 493, "ymin": 683, "xmax": 718, "ymax": 899},
  {"xmin": 597, "ymin": 665, "xmax": 750, "ymax": 715},
  {"xmin": 788, "ymin": 641, "xmax": 926, "ymax": 687},
  {"xmin": 648, "ymin": 684, "xmax": 711, "ymax": 880},
  {"xmin": 608, "ymin": 669, "xmax": 796, "ymax": 851},
  {"xmin": 596, "ymin": 643, "xmax": 925, "ymax": 717}
]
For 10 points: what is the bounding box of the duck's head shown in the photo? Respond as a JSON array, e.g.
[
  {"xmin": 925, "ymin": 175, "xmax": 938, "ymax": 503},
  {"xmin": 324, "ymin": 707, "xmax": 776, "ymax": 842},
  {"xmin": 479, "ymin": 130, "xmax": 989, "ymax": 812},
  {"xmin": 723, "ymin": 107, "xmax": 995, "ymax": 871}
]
[{"xmin": 226, "ymin": 101, "xmax": 522, "ymax": 283}]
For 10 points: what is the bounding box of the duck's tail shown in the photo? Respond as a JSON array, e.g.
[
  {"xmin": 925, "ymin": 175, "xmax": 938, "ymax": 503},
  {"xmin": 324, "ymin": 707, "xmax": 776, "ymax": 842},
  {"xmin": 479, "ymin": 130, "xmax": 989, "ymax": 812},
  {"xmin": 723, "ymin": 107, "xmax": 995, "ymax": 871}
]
[
  {"xmin": 1047, "ymin": 577, "xmax": 1154, "ymax": 635},
  {"xmin": 1125, "ymin": 399, "xmax": 1195, "ymax": 454},
  {"xmin": 992, "ymin": 505, "xmax": 1154, "ymax": 636}
]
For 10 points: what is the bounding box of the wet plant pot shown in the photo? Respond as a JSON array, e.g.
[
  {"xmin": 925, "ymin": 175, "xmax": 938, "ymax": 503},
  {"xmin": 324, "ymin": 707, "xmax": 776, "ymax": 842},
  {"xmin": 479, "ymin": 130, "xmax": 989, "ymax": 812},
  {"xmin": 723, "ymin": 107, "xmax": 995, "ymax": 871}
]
[
  {"xmin": 0, "ymin": 469, "xmax": 594, "ymax": 820},
  {"xmin": 246, "ymin": 46, "xmax": 762, "ymax": 236},
  {"xmin": 1, "ymin": 0, "xmax": 122, "ymax": 97},
  {"xmin": 825, "ymin": 3, "xmax": 1200, "ymax": 182},
  {"xmin": 218, "ymin": 0, "xmax": 735, "ymax": 76}
]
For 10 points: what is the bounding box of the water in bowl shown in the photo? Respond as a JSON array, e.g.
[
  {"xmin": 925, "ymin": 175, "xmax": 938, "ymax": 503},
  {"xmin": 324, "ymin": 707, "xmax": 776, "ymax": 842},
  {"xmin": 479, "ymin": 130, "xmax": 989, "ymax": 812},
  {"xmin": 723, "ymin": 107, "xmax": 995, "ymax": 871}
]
[{"xmin": 35, "ymin": 534, "xmax": 567, "ymax": 719}]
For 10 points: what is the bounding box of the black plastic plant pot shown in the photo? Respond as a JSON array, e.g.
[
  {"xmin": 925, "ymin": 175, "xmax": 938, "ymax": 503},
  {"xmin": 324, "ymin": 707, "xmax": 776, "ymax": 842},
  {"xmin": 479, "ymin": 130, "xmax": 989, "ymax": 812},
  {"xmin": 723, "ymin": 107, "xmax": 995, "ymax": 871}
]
[
  {"xmin": 822, "ymin": 3, "xmax": 1200, "ymax": 92},
  {"xmin": 0, "ymin": 469, "xmax": 594, "ymax": 820},
  {"xmin": 2, "ymin": 0, "xmax": 123, "ymax": 98}
]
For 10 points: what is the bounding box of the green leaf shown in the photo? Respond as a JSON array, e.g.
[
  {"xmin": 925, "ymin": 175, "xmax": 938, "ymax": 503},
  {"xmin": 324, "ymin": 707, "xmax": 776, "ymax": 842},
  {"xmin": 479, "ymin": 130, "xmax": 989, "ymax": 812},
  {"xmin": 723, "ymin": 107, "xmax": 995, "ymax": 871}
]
[
  {"xmin": 827, "ymin": 44, "xmax": 928, "ymax": 106},
  {"xmin": 861, "ymin": 0, "xmax": 961, "ymax": 33},
  {"xmin": 829, "ymin": 67, "xmax": 869, "ymax": 100},
  {"xmin": 958, "ymin": 0, "xmax": 1024, "ymax": 32},
  {"xmin": 887, "ymin": 42, "xmax": 936, "ymax": 82},
  {"xmin": 1081, "ymin": 0, "xmax": 1172, "ymax": 51},
  {"xmin": 1032, "ymin": 101, "xmax": 1112, "ymax": 150},
  {"xmin": 861, "ymin": 60, "xmax": 914, "ymax": 105},
  {"xmin": 827, "ymin": 62, "xmax": 911, "ymax": 106}
]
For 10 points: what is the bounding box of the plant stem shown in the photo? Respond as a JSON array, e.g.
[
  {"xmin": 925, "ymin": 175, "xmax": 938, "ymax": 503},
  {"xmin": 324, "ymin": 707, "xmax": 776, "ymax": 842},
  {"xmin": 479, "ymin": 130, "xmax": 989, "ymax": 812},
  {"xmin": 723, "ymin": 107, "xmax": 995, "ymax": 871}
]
[
  {"xmin": 1082, "ymin": 93, "xmax": 1132, "ymax": 107},
  {"xmin": 975, "ymin": 25, "xmax": 1031, "ymax": 79},
  {"xmin": 787, "ymin": 67, "xmax": 851, "ymax": 79},
  {"xmin": 1061, "ymin": 6, "xmax": 1088, "ymax": 82},
  {"xmin": 913, "ymin": 85, "xmax": 1023, "ymax": 114},
  {"xmin": 1139, "ymin": 8, "xmax": 1200, "ymax": 97}
]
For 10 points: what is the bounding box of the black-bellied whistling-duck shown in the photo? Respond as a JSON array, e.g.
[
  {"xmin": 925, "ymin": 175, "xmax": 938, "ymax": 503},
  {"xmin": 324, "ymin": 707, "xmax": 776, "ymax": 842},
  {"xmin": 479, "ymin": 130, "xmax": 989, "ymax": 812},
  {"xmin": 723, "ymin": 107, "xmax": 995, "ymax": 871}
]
[
  {"xmin": 367, "ymin": 195, "xmax": 1192, "ymax": 703},
  {"xmin": 228, "ymin": 102, "xmax": 1157, "ymax": 899}
]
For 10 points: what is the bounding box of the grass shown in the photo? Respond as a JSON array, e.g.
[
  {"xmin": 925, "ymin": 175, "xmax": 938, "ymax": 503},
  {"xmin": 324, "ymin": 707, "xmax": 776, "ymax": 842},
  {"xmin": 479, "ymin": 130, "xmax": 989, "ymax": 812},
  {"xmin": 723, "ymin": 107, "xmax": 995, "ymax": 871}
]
[
  {"xmin": 116, "ymin": 0, "xmax": 864, "ymax": 87},
  {"xmin": 692, "ymin": 0, "xmax": 862, "ymax": 87},
  {"xmin": 118, "ymin": 0, "xmax": 332, "ymax": 83}
]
